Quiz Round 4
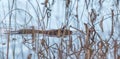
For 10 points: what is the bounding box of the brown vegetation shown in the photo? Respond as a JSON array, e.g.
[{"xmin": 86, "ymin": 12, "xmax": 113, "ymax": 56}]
[{"xmin": 0, "ymin": 0, "xmax": 120, "ymax": 59}]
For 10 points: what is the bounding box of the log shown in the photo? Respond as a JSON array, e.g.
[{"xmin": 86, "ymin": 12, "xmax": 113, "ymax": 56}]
[{"xmin": 8, "ymin": 29, "xmax": 72, "ymax": 37}]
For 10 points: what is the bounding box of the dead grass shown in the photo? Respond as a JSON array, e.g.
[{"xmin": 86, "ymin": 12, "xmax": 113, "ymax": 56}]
[{"xmin": 0, "ymin": 0, "xmax": 120, "ymax": 59}]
